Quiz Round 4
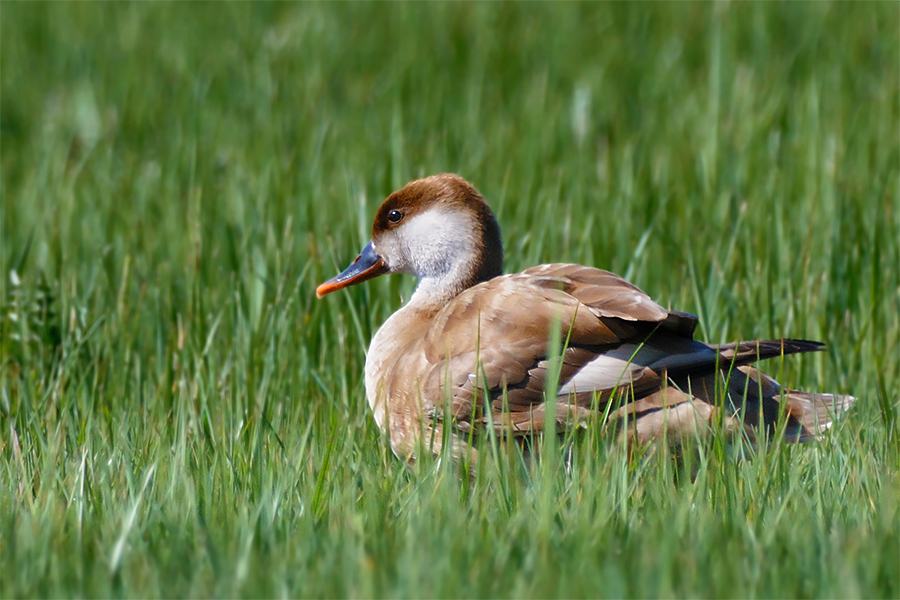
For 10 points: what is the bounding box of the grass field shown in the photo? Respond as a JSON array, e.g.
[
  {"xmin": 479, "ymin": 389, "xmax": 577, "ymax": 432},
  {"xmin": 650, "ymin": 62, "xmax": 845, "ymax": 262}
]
[{"xmin": 2, "ymin": 2, "xmax": 899, "ymax": 598}]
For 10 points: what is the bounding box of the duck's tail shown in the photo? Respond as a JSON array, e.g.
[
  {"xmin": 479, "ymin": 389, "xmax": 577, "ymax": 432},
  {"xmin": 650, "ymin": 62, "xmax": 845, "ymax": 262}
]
[
  {"xmin": 731, "ymin": 361, "xmax": 856, "ymax": 443},
  {"xmin": 780, "ymin": 389, "xmax": 856, "ymax": 442}
]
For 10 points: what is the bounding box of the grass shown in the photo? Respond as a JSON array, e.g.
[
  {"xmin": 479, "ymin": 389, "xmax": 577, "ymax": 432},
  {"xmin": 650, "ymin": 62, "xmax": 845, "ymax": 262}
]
[{"xmin": 2, "ymin": 2, "xmax": 898, "ymax": 598}]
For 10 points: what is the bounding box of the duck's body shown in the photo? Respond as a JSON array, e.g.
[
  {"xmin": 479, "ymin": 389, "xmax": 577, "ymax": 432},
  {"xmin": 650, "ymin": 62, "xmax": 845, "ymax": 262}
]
[{"xmin": 318, "ymin": 174, "xmax": 853, "ymax": 462}]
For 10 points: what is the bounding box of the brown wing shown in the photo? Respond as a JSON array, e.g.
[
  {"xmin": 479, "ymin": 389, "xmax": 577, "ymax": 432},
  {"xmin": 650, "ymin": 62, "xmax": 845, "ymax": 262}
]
[
  {"xmin": 418, "ymin": 264, "xmax": 693, "ymax": 435},
  {"xmin": 414, "ymin": 263, "xmax": 839, "ymax": 445}
]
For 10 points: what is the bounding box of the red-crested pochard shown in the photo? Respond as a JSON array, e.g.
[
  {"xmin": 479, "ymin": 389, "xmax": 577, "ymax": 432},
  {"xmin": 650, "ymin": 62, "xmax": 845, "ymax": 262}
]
[{"xmin": 317, "ymin": 174, "xmax": 854, "ymax": 463}]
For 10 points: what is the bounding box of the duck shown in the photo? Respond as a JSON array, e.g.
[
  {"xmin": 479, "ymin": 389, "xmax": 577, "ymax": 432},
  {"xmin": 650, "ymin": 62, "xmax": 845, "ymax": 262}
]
[{"xmin": 317, "ymin": 173, "xmax": 854, "ymax": 464}]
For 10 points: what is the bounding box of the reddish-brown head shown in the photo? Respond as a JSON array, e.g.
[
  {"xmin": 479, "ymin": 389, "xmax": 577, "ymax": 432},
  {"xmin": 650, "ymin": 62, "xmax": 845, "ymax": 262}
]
[{"xmin": 317, "ymin": 174, "xmax": 503, "ymax": 301}]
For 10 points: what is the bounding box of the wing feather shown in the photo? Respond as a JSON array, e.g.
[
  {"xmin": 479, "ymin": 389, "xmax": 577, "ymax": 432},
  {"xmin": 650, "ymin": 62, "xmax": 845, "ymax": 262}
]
[{"xmin": 401, "ymin": 263, "xmax": 844, "ymax": 448}]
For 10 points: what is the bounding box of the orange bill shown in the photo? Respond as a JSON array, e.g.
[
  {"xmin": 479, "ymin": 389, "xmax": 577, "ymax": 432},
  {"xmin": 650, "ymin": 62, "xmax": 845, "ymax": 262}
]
[{"xmin": 317, "ymin": 241, "xmax": 389, "ymax": 298}]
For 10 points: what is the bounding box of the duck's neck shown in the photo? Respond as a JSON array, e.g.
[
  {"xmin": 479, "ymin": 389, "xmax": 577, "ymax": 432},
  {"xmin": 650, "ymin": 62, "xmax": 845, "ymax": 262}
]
[
  {"xmin": 404, "ymin": 200, "xmax": 504, "ymax": 311},
  {"xmin": 408, "ymin": 270, "xmax": 474, "ymax": 310},
  {"xmin": 408, "ymin": 247, "xmax": 503, "ymax": 311}
]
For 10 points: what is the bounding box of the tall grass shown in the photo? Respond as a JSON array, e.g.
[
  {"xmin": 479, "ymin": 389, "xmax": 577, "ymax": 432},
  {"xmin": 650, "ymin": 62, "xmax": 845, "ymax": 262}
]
[{"xmin": 2, "ymin": 2, "xmax": 898, "ymax": 597}]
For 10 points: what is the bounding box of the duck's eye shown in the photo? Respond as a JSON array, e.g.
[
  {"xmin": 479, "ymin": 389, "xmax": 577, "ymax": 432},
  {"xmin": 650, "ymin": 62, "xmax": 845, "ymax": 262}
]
[{"xmin": 387, "ymin": 210, "xmax": 404, "ymax": 224}]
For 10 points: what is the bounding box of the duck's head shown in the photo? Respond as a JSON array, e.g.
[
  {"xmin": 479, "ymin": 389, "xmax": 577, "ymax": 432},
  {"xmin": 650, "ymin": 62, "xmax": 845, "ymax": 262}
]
[{"xmin": 317, "ymin": 174, "xmax": 503, "ymax": 304}]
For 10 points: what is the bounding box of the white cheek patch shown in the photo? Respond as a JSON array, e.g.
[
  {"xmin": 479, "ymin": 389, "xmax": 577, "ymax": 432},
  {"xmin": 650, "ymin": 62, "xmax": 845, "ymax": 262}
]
[
  {"xmin": 400, "ymin": 209, "xmax": 477, "ymax": 279},
  {"xmin": 372, "ymin": 234, "xmax": 404, "ymax": 273}
]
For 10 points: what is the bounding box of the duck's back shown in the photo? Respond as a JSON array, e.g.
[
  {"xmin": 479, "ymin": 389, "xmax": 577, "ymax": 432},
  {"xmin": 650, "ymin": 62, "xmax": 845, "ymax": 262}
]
[{"xmin": 371, "ymin": 264, "xmax": 852, "ymax": 460}]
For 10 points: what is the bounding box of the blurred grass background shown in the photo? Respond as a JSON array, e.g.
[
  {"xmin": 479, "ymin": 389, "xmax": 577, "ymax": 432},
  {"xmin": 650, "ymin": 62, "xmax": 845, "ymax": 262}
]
[{"xmin": 2, "ymin": 2, "xmax": 898, "ymax": 598}]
